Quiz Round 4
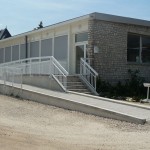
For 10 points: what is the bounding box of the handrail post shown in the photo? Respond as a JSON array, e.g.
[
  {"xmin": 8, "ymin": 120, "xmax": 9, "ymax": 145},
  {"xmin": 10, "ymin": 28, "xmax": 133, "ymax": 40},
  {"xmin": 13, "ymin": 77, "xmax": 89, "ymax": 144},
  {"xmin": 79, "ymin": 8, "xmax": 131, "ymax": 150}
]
[
  {"xmin": 4, "ymin": 68, "xmax": 6, "ymax": 85},
  {"xmin": 12, "ymin": 69, "xmax": 14, "ymax": 87},
  {"xmin": 21, "ymin": 68, "xmax": 23, "ymax": 90},
  {"xmin": 39, "ymin": 58, "xmax": 41, "ymax": 75},
  {"xmin": 95, "ymin": 76, "xmax": 96, "ymax": 90},
  {"xmin": 30, "ymin": 59, "xmax": 31, "ymax": 76}
]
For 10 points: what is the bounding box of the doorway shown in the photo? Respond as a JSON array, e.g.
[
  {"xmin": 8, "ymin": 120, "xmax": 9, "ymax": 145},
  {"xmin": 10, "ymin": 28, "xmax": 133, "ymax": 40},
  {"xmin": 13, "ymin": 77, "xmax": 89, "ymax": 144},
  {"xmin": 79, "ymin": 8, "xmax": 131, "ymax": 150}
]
[{"xmin": 75, "ymin": 43, "xmax": 87, "ymax": 73}]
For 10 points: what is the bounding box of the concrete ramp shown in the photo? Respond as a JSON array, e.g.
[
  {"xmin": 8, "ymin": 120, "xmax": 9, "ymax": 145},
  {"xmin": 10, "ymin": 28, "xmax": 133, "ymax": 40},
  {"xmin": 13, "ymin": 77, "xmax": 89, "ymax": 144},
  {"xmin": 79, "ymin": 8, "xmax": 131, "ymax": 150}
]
[{"xmin": 0, "ymin": 83, "xmax": 150, "ymax": 124}]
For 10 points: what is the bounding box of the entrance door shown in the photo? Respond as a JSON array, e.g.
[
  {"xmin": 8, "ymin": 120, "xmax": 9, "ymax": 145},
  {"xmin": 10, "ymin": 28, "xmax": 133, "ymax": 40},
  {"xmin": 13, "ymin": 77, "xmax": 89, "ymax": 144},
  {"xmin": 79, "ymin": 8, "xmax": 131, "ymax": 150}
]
[{"xmin": 75, "ymin": 43, "xmax": 87, "ymax": 73}]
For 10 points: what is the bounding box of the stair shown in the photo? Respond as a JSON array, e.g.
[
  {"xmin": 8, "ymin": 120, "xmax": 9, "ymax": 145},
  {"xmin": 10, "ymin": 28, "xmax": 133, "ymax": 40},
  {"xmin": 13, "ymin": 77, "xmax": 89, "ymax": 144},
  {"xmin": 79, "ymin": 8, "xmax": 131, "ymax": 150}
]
[{"xmin": 66, "ymin": 75, "xmax": 93, "ymax": 95}]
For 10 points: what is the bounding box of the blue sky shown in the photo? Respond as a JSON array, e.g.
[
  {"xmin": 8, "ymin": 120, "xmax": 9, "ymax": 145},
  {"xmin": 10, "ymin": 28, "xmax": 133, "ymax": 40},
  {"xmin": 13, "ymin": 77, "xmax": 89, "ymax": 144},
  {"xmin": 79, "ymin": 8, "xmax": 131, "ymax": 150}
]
[{"xmin": 0, "ymin": 0, "xmax": 150, "ymax": 35}]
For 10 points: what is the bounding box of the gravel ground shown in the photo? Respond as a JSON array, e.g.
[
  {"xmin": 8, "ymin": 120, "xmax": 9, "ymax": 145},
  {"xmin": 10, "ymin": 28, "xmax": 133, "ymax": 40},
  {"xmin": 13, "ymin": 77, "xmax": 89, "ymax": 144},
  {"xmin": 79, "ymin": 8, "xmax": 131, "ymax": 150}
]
[{"xmin": 0, "ymin": 94, "xmax": 150, "ymax": 150}]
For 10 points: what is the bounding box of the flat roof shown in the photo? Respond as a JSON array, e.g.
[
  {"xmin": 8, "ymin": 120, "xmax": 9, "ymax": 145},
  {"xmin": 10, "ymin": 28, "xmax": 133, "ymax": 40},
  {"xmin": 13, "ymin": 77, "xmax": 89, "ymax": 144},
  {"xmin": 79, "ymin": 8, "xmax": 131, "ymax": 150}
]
[{"xmin": 90, "ymin": 12, "xmax": 150, "ymax": 27}]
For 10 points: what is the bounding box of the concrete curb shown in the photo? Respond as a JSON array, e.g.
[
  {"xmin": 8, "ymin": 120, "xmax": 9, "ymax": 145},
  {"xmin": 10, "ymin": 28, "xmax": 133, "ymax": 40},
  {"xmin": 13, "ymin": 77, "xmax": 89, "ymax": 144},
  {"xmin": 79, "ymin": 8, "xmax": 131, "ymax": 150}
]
[
  {"xmin": 0, "ymin": 84, "xmax": 146, "ymax": 125},
  {"xmin": 69, "ymin": 91, "xmax": 150, "ymax": 110}
]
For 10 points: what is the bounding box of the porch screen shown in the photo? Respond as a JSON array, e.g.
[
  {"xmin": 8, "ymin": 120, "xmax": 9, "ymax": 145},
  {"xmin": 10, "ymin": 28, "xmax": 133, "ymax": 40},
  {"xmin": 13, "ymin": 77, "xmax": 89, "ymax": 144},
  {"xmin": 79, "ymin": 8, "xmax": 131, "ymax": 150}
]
[
  {"xmin": 0, "ymin": 48, "xmax": 4, "ymax": 63},
  {"xmin": 12, "ymin": 45, "xmax": 19, "ymax": 61},
  {"xmin": 30, "ymin": 41, "xmax": 39, "ymax": 58},
  {"xmin": 5, "ymin": 47, "xmax": 11, "ymax": 62},
  {"xmin": 54, "ymin": 35, "xmax": 68, "ymax": 70},
  {"xmin": 41, "ymin": 38, "xmax": 52, "ymax": 56},
  {"xmin": 20, "ymin": 44, "xmax": 26, "ymax": 59}
]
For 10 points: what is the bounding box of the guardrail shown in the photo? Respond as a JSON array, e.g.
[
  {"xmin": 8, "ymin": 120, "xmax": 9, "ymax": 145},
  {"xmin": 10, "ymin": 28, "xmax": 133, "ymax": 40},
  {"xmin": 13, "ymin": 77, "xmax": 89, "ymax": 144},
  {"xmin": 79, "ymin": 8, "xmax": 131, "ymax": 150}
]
[
  {"xmin": 0, "ymin": 66, "xmax": 23, "ymax": 89},
  {"xmin": 80, "ymin": 58, "xmax": 98, "ymax": 94},
  {"xmin": 0, "ymin": 56, "xmax": 69, "ymax": 91}
]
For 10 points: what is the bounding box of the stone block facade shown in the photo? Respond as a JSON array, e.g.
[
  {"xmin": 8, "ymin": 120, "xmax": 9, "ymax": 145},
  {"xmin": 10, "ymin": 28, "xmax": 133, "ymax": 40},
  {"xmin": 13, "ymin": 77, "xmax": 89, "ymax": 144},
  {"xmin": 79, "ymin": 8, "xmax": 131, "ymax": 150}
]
[{"xmin": 88, "ymin": 19, "xmax": 150, "ymax": 84}]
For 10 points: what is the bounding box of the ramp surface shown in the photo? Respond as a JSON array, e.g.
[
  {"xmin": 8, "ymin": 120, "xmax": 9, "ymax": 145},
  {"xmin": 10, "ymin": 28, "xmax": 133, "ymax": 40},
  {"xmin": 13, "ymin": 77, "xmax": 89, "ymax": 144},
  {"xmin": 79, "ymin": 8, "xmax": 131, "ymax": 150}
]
[{"xmin": 0, "ymin": 82, "xmax": 150, "ymax": 124}]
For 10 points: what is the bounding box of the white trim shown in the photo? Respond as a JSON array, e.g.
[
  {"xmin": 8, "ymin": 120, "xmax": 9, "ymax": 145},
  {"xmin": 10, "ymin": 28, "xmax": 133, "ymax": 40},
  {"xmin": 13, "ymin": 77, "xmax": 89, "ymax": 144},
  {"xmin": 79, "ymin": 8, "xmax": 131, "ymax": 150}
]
[
  {"xmin": 75, "ymin": 41, "xmax": 88, "ymax": 46},
  {"xmin": 67, "ymin": 26, "xmax": 71, "ymax": 72},
  {"xmin": 75, "ymin": 42, "xmax": 88, "ymax": 73},
  {"xmin": 41, "ymin": 37, "xmax": 53, "ymax": 42},
  {"xmin": 54, "ymin": 33, "xmax": 68, "ymax": 38},
  {"xmin": 52, "ymin": 36, "xmax": 54, "ymax": 57},
  {"xmin": 39, "ymin": 40, "xmax": 41, "ymax": 57},
  {"xmin": 75, "ymin": 30, "xmax": 88, "ymax": 35}
]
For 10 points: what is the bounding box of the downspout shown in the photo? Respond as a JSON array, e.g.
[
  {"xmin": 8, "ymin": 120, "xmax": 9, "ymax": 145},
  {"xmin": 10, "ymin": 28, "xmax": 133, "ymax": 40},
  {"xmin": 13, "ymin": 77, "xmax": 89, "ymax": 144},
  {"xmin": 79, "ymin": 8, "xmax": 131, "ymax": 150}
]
[
  {"xmin": 25, "ymin": 36, "xmax": 28, "ymax": 75},
  {"xmin": 25, "ymin": 35, "xmax": 28, "ymax": 59}
]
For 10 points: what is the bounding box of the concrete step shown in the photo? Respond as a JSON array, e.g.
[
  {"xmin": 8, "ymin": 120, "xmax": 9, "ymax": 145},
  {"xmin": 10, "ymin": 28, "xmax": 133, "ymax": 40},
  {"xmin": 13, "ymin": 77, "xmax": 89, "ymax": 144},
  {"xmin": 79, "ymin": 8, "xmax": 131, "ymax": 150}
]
[
  {"xmin": 69, "ymin": 89, "xmax": 90, "ymax": 93},
  {"xmin": 67, "ymin": 85, "xmax": 86, "ymax": 89},
  {"xmin": 66, "ymin": 82, "xmax": 83, "ymax": 85},
  {"xmin": 65, "ymin": 75, "xmax": 92, "ymax": 94},
  {"xmin": 67, "ymin": 78, "xmax": 81, "ymax": 82}
]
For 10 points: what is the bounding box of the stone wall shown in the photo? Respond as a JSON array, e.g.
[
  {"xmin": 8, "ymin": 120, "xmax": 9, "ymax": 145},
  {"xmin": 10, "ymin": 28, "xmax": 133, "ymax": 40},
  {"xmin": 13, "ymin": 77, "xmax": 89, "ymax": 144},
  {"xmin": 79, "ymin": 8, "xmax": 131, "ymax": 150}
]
[{"xmin": 88, "ymin": 19, "xmax": 150, "ymax": 84}]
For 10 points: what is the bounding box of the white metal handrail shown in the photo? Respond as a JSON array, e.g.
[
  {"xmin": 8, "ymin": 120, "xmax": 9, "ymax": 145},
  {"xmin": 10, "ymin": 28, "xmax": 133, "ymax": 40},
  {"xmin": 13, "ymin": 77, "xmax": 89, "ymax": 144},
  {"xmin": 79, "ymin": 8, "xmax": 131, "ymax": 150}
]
[
  {"xmin": 0, "ymin": 66, "xmax": 23, "ymax": 89},
  {"xmin": 51, "ymin": 61, "xmax": 68, "ymax": 89},
  {"xmin": 0, "ymin": 56, "xmax": 69, "ymax": 91},
  {"xmin": 80, "ymin": 58, "xmax": 98, "ymax": 91},
  {"xmin": 0, "ymin": 56, "xmax": 68, "ymax": 74}
]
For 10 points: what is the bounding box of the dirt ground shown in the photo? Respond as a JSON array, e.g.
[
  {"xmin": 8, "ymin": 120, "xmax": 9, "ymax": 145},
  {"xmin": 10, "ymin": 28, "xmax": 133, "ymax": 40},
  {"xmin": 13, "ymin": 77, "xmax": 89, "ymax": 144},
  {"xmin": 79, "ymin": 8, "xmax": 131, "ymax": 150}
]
[{"xmin": 0, "ymin": 94, "xmax": 150, "ymax": 150}]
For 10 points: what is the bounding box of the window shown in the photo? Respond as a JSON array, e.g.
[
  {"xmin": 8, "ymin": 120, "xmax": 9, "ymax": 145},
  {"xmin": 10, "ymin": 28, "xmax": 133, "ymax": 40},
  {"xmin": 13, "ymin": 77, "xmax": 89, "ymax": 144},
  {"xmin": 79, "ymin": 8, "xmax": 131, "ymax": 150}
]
[
  {"xmin": 54, "ymin": 35, "xmax": 68, "ymax": 70},
  {"xmin": 30, "ymin": 41, "xmax": 39, "ymax": 58},
  {"xmin": 12, "ymin": 45, "xmax": 19, "ymax": 61},
  {"xmin": 142, "ymin": 36, "xmax": 150, "ymax": 63},
  {"xmin": 41, "ymin": 38, "xmax": 52, "ymax": 56},
  {"xmin": 0, "ymin": 48, "xmax": 4, "ymax": 63},
  {"xmin": 127, "ymin": 34, "xmax": 140, "ymax": 62},
  {"xmin": 127, "ymin": 33, "xmax": 150, "ymax": 63},
  {"xmin": 5, "ymin": 46, "xmax": 11, "ymax": 62},
  {"xmin": 20, "ymin": 44, "xmax": 26, "ymax": 59},
  {"xmin": 75, "ymin": 32, "xmax": 88, "ymax": 42}
]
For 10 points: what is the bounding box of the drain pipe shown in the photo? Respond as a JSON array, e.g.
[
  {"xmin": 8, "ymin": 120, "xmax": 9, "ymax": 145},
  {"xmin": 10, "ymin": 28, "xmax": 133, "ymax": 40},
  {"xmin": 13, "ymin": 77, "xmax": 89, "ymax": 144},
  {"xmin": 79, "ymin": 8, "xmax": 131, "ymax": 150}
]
[
  {"xmin": 25, "ymin": 35, "xmax": 28, "ymax": 59},
  {"xmin": 25, "ymin": 35, "xmax": 28, "ymax": 75}
]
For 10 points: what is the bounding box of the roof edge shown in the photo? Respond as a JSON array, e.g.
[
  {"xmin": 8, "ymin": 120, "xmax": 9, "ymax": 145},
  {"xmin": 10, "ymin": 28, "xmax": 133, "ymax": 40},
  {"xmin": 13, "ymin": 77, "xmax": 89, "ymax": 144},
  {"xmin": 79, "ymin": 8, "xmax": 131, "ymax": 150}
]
[
  {"xmin": 89, "ymin": 12, "xmax": 150, "ymax": 27},
  {"xmin": 0, "ymin": 14, "xmax": 90, "ymax": 43}
]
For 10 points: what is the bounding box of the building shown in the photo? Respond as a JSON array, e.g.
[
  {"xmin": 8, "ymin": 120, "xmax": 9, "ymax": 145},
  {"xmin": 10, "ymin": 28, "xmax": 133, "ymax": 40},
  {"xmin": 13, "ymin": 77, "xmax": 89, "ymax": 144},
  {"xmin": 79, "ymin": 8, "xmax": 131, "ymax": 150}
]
[
  {"xmin": 0, "ymin": 28, "xmax": 11, "ymax": 40},
  {"xmin": 0, "ymin": 12, "xmax": 150, "ymax": 86}
]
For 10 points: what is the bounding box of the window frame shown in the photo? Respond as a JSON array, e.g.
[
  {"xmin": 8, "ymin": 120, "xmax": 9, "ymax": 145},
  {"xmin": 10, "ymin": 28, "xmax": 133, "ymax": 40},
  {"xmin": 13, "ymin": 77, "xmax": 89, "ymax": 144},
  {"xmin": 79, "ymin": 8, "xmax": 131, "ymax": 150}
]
[
  {"xmin": 75, "ymin": 32, "xmax": 88, "ymax": 43},
  {"xmin": 127, "ymin": 33, "xmax": 150, "ymax": 64}
]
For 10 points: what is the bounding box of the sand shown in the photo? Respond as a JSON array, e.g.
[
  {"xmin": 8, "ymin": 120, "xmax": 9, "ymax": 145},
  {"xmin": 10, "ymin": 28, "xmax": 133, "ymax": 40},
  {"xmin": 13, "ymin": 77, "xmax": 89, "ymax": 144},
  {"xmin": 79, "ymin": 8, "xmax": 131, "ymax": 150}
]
[{"xmin": 0, "ymin": 94, "xmax": 150, "ymax": 150}]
